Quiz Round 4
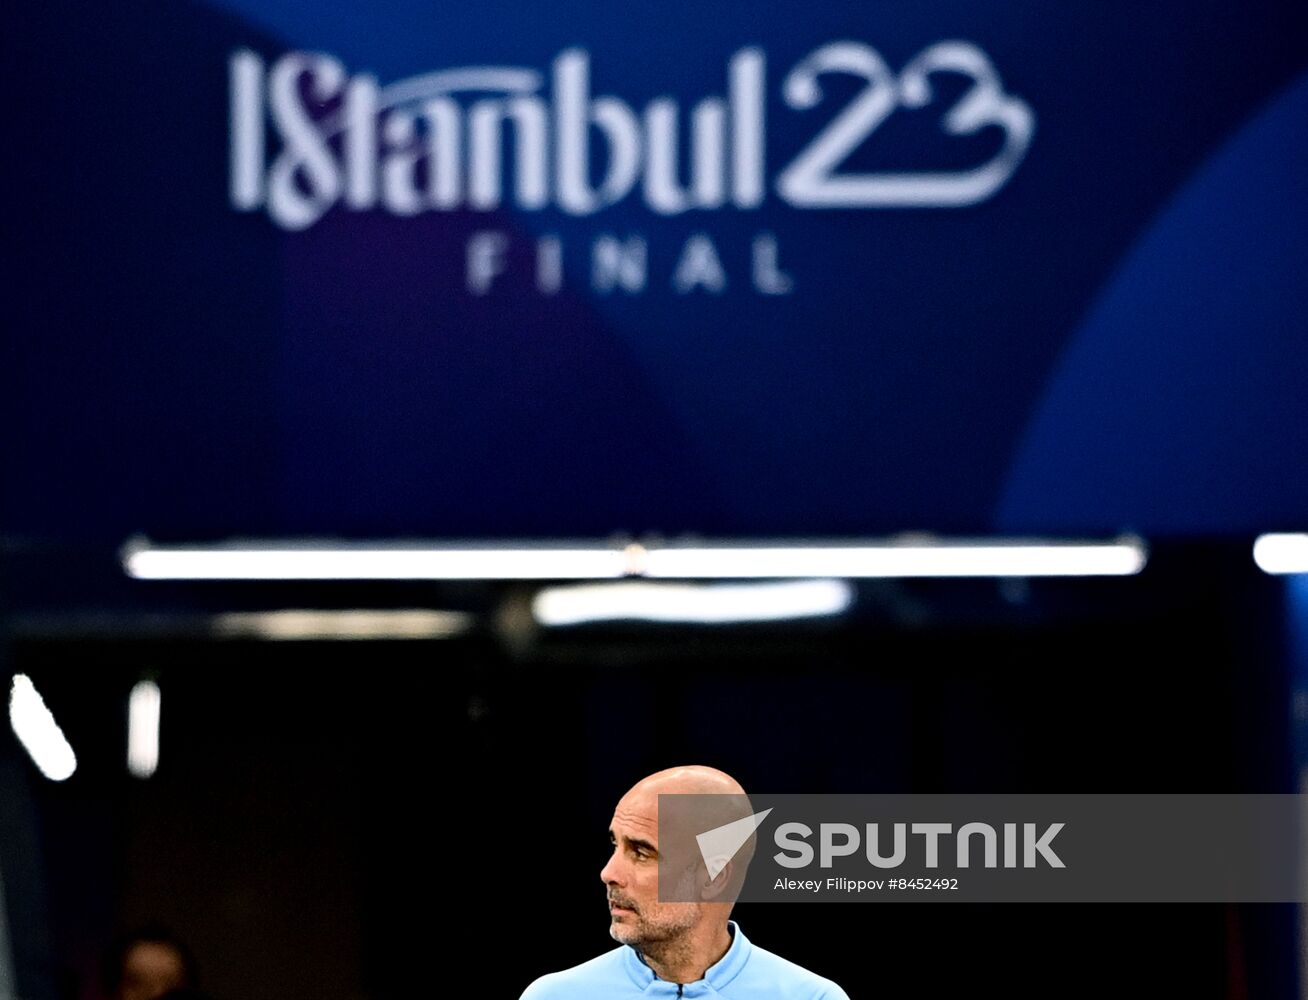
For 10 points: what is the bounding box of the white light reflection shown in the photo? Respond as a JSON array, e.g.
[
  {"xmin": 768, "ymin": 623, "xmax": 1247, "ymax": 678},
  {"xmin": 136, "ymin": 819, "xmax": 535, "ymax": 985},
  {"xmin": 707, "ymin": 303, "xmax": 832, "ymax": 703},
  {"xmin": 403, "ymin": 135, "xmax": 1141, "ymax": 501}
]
[
  {"xmin": 122, "ymin": 542, "xmax": 626, "ymax": 580},
  {"xmin": 643, "ymin": 538, "xmax": 1147, "ymax": 578},
  {"xmin": 1253, "ymin": 534, "xmax": 1308, "ymax": 575},
  {"xmin": 8, "ymin": 675, "xmax": 76, "ymax": 781},
  {"xmin": 533, "ymin": 579, "xmax": 853, "ymax": 626},
  {"xmin": 210, "ymin": 609, "xmax": 472, "ymax": 640},
  {"xmin": 128, "ymin": 680, "xmax": 161, "ymax": 779},
  {"xmin": 122, "ymin": 536, "xmax": 1147, "ymax": 581}
]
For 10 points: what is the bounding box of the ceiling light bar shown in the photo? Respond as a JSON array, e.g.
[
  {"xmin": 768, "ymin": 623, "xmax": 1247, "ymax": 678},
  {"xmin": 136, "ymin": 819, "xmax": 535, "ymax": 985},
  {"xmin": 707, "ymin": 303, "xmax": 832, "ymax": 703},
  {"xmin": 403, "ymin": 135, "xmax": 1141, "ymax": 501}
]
[
  {"xmin": 121, "ymin": 536, "xmax": 1146, "ymax": 581},
  {"xmin": 122, "ymin": 541, "xmax": 628, "ymax": 581},
  {"xmin": 209, "ymin": 609, "xmax": 473, "ymax": 640},
  {"xmin": 642, "ymin": 537, "xmax": 1147, "ymax": 579},
  {"xmin": 533, "ymin": 579, "xmax": 853, "ymax": 626},
  {"xmin": 1253, "ymin": 534, "xmax": 1308, "ymax": 575}
]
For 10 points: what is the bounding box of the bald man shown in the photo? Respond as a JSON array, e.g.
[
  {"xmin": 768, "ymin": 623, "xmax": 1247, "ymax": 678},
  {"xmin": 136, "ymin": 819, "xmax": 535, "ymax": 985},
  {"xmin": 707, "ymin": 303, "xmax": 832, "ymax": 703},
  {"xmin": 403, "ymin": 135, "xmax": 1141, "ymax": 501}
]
[{"xmin": 519, "ymin": 766, "xmax": 850, "ymax": 999}]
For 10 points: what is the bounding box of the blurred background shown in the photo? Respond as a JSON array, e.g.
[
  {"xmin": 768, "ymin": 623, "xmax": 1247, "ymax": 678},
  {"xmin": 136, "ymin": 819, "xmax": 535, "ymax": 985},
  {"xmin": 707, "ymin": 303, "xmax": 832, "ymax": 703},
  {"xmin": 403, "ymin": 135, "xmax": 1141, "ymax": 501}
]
[{"xmin": 2, "ymin": 1, "xmax": 1306, "ymax": 997}]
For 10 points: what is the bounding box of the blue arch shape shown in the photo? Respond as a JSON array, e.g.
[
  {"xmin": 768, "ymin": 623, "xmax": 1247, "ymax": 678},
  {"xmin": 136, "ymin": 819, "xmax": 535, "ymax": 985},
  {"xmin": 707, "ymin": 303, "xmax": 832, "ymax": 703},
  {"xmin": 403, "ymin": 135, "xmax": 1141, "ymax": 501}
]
[{"xmin": 997, "ymin": 70, "xmax": 1308, "ymax": 535}]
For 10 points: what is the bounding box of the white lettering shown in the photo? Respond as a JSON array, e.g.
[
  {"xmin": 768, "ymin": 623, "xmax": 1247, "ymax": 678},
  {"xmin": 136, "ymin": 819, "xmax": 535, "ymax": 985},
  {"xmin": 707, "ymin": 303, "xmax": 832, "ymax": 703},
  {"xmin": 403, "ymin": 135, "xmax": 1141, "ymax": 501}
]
[
  {"xmin": 470, "ymin": 96, "xmax": 548, "ymax": 209},
  {"xmin": 467, "ymin": 231, "xmax": 509, "ymax": 294},
  {"xmin": 912, "ymin": 822, "xmax": 952, "ymax": 868},
  {"xmin": 592, "ymin": 235, "xmax": 647, "ymax": 293},
  {"xmin": 537, "ymin": 235, "xmax": 563, "ymax": 294},
  {"xmin": 729, "ymin": 48, "xmax": 765, "ymax": 208},
  {"xmin": 956, "ymin": 821, "xmax": 997, "ymax": 868},
  {"xmin": 752, "ymin": 234, "xmax": 793, "ymax": 294},
  {"xmin": 381, "ymin": 109, "xmax": 423, "ymax": 215},
  {"xmin": 672, "ymin": 233, "xmax": 726, "ymax": 294},
  {"xmin": 773, "ymin": 822, "xmax": 815, "ymax": 868},
  {"xmin": 231, "ymin": 40, "xmax": 1032, "ymax": 229},
  {"xmin": 228, "ymin": 50, "xmax": 265, "ymax": 209},
  {"xmin": 866, "ymin": 822, "xmax": 905, "ymax": 868},
  {"xmin": 344, "ymin": 75, "xmax": 379, "ymax": 209},
  {"xmin": 266, "ymin": 53, "xmax": 345, "ymax": 230},
  {"xmin": 555, "ymin": 50, "xmax": 641, "ymax": 215},
  {"xmin": 1023, "ymin": 822, "xmax": 1065, "ymax": 868},
  {"xmin": 777, "ymin": 40, "xmax": 1034, "ymax": 207},
  {"xmin": 819, "ymin": 822, "xmax": 860, "ymax": 868},
  {"xmin": 423, "ymin": 98, "xmax": 463, "ymax": 209}
]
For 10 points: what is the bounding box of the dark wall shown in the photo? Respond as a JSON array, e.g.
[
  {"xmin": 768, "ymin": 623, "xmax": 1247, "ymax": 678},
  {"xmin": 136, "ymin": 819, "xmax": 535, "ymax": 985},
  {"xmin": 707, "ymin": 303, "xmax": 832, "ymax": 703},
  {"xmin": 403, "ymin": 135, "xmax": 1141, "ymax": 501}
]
[{"xmin": 4, "ymin": 547, "xmax": 1295, "ymax": 1000}]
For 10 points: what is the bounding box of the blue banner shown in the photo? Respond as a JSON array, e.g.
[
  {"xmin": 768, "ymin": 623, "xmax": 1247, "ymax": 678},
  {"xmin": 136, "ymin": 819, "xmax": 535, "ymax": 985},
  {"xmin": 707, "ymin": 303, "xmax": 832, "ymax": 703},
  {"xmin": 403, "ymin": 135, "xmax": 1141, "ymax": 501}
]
[{"xmin": 4, "ymin": 1, "xmax": 1305, "ymax": 539}]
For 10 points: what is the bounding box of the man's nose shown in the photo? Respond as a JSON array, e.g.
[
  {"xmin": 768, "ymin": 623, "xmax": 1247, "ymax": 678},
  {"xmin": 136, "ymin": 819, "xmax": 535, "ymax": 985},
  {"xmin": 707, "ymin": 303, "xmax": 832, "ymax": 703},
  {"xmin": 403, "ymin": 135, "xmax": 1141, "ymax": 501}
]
[{"xmin": 600, "ymin": 848, "xmax": 624, "ymax": 885}]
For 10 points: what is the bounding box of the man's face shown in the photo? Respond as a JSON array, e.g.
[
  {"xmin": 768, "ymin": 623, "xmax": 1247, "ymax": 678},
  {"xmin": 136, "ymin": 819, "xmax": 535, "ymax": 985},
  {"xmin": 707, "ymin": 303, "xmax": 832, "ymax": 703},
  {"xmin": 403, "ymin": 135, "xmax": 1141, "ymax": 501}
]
[
  {"xmin": 600, "ymin": 787, "xmax": 701, "ymax": 947},
  {"xmin": 116, "ymin": 941, "xmax": 187, "ymax": 1000}
]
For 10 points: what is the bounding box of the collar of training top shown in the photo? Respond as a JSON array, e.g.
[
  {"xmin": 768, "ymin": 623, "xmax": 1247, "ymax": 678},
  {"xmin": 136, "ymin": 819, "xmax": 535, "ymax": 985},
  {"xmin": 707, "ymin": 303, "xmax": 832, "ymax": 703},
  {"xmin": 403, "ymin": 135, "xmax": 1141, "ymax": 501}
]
[{"xmin": 623, "ymin": 920, "xmax": 750, "ymax": 995}]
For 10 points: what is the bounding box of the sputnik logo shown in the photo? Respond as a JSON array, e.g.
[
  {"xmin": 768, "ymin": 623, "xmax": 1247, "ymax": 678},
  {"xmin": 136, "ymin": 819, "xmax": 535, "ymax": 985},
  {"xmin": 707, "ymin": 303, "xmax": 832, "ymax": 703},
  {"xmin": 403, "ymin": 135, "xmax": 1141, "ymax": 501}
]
[{"xmin": 696, "ymin": 808, "xmax": 773, "ymax": 879}]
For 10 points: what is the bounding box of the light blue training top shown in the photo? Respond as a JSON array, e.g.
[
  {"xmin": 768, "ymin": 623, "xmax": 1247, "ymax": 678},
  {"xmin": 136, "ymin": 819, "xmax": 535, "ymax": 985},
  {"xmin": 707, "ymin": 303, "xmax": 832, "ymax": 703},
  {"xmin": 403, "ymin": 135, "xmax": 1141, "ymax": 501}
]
[{"xmin": 519, "ymin": 920, "xmax": 851, "ymax": 999}]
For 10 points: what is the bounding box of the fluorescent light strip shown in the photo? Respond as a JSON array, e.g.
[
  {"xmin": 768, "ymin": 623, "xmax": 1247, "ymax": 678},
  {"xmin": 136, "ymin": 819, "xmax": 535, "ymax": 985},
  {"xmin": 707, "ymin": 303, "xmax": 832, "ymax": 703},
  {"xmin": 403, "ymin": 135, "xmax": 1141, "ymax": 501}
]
[
  {"xmin": 643, "ymin": 539, "xmax": 1148, "ymax": 578},
  {"xmin": 210, "ymin": 609, "xmax": 472, "ymax": 640},
  {"xmin": 1253, "ymin": 534, "xmax": 1308, "ymax": 575},
  {"xmin": 8, "ymin": 675, "xmax": 76, "ymax": 782},
  {"xmin": 533, "ymin": 580, "xmax": 854, "ymax": 626},
  {"xmin": 127, "ymin": 680, "xmax": 161, "ymax": 779},
  {"xmin": 122, "ymin": 537, "xmax": 1146, "ymax": 581},
  {"xmin": 123, "ymin": 545, "xmax": 627, "ymax": 581}
]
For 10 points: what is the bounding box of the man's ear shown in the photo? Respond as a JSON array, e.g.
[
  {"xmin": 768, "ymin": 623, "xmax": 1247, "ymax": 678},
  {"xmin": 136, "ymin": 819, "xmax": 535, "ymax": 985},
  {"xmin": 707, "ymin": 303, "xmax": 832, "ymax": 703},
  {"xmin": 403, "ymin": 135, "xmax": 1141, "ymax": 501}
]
[{"xmin": 701, "ymin": 857, "xmax": 733, "ymax": 900}]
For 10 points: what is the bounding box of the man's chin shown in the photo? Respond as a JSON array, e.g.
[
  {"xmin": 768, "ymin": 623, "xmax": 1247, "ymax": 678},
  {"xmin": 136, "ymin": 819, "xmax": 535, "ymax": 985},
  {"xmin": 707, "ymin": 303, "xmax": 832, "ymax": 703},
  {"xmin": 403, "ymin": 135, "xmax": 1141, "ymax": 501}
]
[{"xmin": 608, "ymin": 919, "xmax": 639, "ymax": 944}]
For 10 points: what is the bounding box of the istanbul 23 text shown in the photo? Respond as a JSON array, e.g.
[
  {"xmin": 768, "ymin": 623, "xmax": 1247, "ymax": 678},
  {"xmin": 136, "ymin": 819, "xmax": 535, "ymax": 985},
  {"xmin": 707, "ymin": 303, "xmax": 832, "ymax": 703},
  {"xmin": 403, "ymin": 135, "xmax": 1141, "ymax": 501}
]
[{"xmin": 229, "ymin": 43, "xmax": 1034, "ymax": 295}]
